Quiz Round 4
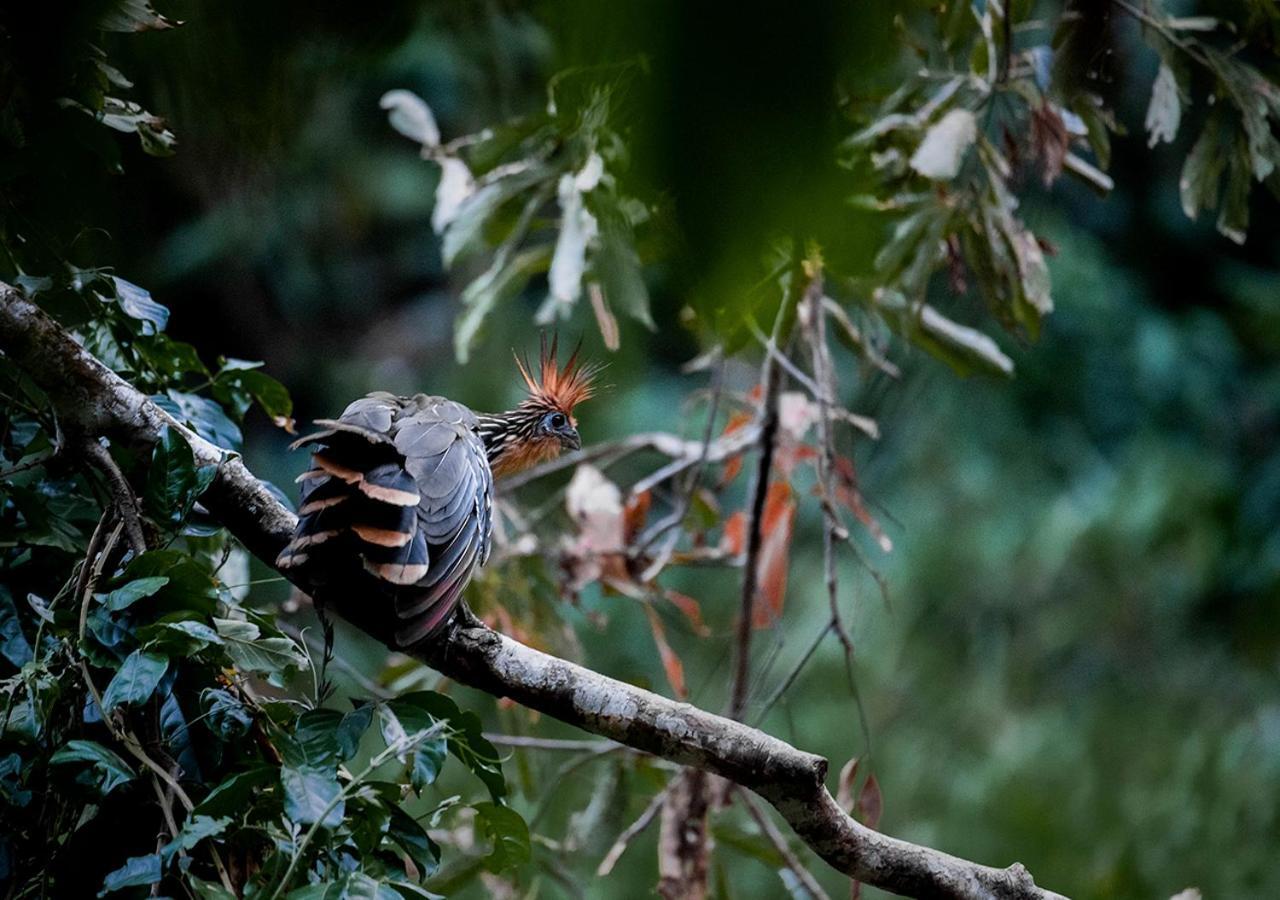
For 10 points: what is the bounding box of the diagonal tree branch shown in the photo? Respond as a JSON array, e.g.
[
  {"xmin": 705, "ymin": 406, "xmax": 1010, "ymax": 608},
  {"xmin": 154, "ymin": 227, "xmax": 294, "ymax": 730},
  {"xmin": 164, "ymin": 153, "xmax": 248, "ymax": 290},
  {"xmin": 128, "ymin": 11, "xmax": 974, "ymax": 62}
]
[{"xmin": 0, "ymin": 284, "xmax": 1065, "ymax": 900}]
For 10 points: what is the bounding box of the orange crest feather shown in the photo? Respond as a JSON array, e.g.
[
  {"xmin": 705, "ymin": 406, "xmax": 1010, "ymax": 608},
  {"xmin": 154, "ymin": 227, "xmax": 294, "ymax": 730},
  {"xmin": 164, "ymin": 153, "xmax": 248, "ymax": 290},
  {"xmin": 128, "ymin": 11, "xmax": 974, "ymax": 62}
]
[{"xmin": 513, "ymin": 334, "xmax": 600, "ymax": 415}]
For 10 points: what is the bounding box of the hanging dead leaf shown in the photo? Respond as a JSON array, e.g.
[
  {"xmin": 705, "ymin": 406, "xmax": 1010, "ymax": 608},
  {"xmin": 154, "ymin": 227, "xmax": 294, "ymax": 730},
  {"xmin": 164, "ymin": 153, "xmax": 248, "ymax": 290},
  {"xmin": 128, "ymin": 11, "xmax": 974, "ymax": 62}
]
[
  {"xmin": 624, "ymin": 489, "xmax": 652, "ymax": 542},
  {"xmin": 833, "ymin": 456, "xmax": 893, "ymax": 553},
  {"xmin": 1030, "ymin": 102, "xmax": 1069, "ymax": 188},
  {"xmin": 720, "ymin": 510, "xmax": 747, "ymax": 556},
  {"xmin": 753, "ymin": 481, "xmax": 796, "ymax": 629},
  {"xmin": 664, "ymin": 589, "xmax": 710, "ymax": 637},
  {"xmin": 719, "ymin": 410, "xmax": 754, "ymax": 486},
  {"xmin": 645, "ymin": 603, "xmax": 687, "ymax": 698},
  {"xmin": 836, "ymin": 757, "xmax": 861, "ymax": 813},
  {"xmin": 858, "ymin": 773, "xmax": 883, "ymax": 831}
]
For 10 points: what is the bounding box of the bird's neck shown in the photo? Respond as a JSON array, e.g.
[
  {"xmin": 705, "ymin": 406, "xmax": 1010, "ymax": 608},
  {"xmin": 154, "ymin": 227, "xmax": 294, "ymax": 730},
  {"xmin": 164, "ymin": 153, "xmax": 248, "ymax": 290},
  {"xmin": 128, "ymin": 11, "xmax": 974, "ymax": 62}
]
[{"xmin": 476, "ymin": 408, "xmax": 561, "ymax": 478}]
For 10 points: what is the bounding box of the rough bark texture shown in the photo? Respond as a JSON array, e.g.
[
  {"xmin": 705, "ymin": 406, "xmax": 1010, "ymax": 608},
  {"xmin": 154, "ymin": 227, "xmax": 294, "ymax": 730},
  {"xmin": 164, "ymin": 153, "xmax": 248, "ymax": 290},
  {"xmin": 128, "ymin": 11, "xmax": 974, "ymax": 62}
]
[
  {"xmin": 0, "ymin": 284, "xmax": 1067, "ymax": 900},
  {"xmin": 657, "ymin": 769, "xmax": 713, "ymax": 900}
]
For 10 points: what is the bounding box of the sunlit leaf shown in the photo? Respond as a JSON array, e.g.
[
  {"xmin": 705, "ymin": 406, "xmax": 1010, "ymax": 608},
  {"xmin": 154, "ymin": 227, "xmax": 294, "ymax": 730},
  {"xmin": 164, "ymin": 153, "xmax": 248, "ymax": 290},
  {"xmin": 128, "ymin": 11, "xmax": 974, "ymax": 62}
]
[{"xmin": 909, "ymin": 109, "xmax": 977, "ymax": 180}]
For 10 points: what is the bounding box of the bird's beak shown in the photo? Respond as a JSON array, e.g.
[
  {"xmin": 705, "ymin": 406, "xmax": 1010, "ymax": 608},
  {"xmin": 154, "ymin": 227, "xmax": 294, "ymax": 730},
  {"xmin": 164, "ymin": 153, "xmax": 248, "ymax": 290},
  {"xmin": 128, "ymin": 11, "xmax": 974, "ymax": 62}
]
[{"xmin": 560, "ymin": 427, "xmax": 581, "ymax": 451}]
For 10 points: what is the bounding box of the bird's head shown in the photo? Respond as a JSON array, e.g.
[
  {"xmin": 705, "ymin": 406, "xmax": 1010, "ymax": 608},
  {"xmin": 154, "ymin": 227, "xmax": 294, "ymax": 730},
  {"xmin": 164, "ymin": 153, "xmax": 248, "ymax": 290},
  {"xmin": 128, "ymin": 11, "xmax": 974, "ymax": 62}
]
[{"xmin": 480, "ymin": 335, "xmax": 601, "ymax": 476}]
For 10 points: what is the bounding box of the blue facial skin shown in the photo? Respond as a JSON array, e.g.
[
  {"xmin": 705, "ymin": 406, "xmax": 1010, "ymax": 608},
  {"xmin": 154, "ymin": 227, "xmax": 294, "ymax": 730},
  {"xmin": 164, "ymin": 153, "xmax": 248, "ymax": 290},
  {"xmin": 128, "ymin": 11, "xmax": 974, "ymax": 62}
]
[{"xmin": 542, "ymin": 411, "xmax": 581, "ymax": 450}]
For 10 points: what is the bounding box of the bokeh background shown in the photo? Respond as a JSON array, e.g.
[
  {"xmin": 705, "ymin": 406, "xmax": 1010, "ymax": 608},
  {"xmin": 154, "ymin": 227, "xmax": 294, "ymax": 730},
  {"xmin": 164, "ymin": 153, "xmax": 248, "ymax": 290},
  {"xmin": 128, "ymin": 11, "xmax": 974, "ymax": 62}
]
[{"xmin": 57, "ymin": 1, "xmax": 1280, "ymax": 897}]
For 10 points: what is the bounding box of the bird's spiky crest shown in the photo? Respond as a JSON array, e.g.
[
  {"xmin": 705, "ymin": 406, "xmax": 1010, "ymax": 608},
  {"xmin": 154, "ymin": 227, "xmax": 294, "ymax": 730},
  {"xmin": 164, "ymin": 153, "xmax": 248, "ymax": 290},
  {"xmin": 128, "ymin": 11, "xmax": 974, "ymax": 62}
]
[{"xmin": 513, "ymin": 334, "xmax": 600, "ymax": 416}]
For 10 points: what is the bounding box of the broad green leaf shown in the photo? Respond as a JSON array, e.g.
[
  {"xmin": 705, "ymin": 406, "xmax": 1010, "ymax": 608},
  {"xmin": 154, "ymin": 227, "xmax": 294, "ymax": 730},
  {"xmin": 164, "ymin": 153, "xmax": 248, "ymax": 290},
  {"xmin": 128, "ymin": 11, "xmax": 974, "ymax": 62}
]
[
  {"xmin": 199, "ymin": 688, "xmax": 254, "ymax": 740},
  {"xmin": 49, "ymin": 740, "xmax": 136, "ymax": 796},
  {"xmin": 441, "ymin": 165, "xmax": 547, "ymax": 268},
  {"xmin": 287, "ymin": 708, "xmax": 344, "ymax": 769},
  {"xmin": 390, "ymin": 692, "xmax": 504, "ymax": 800},
  {"xmin": 110, "ymin": 276, "xmax": 169, "ymax": 335},
  {"xmin": 160, "ymin": 814, "xmax": 231, "ymax": 862},
  {"xmin": 152, "ymin": 390, "xmax": 242, "ymax": 451},
  {"xmin": 473, "ymin": 802, "xmax": 530, "ymax": 871},
  {"xmin": 101, "ymin": 650, "xmax": 169, "ymax": 712},
  {"xmin": 98, "ymin": 853, "xmax": 162, "ymax": 895},
  {"xmin": 281, "ymin": 765, "xmax": 344, "ymax": 828},
  {"xmin": 1180, "ymin": 114, "xmax": 1227, "ymax": 222},
  {"xmin": 381, "ymin": 702, "xmax": 448, "ymax": 791},
  {"xmin": 337, "ymin": 704, "xmax": 375, "ymax": 760},
  {"xmin": 102, "ymin": 576, "xmax": 169, "ymax": 611},
  {"xmin": 387, "ymin": 804, "xmax": 441, "ymax": 878},
  {"xmin": 0, "ymin": 587, "xmax": 32, "ymax": 668},
  {"xmin": 143, "ymin": 426, "xmax": 218, "ymax": 526},
  {"xmin": 591, "ymin": 202, "xmax": 654, "ymax": 330},
  {"xmin": 144, "ymin": 619, "xmax": 223, "ymax": 654},
  {"xmin": 214, "ymin": 617, "xmax": 308, "ymax": 678},
  {"xmin": 192, "ymin": 766, "xmax": 274, "ymax": 818},
  {"xmin": 455, "ymin": 244, "xmax": 551, "ymax": 362}
]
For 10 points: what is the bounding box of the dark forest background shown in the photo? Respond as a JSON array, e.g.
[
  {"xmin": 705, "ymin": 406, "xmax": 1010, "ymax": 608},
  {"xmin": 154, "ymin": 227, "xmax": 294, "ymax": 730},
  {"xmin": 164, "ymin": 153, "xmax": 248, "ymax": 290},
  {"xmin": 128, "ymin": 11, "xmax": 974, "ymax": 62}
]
[{"xmin": 3, "ymin": 1, "xmax": 1279, "ymax": 897}]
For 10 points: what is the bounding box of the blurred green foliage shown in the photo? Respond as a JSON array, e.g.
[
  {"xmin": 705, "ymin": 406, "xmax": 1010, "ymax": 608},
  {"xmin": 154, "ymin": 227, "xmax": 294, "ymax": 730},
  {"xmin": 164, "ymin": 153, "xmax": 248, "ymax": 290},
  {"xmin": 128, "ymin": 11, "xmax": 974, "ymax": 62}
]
[{"xmin": 2, "ymin": 0, "xmax": 1280, "ymax": 898}]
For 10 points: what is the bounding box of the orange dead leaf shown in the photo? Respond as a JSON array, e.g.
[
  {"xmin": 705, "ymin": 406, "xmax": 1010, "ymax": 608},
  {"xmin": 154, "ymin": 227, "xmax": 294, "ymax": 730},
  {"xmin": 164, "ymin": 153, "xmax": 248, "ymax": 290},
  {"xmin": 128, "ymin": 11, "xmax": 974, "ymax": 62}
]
[
  {"xmin": 623, "ymin": 489, "xmax": 652, "ymax": 543},
  {"xmin": 719, "ymin": 410, "xmax": 754, "ymax": 486},
  {"xmin": 720, "ymin": 511, "xmax": 747, "ymax": 556},
  {"xmin": 753, "ymin": 481, "xmax": 796, "ymax": 629},
  {"xmin": 664, "ymin": 589, "xmax": 710, "ymax": 637},
  {"xmin": 644, "ymin": 603, "xmax": 687, "ymax": 698},
  {"xmin": 833, "ymin": 456, "xmax": 892, "ymax": 553}
]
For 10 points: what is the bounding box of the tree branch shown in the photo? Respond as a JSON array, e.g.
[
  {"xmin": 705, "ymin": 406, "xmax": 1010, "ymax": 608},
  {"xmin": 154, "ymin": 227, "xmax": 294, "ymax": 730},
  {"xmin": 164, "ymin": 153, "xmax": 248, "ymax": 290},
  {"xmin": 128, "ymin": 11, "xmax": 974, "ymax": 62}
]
[{"xmin": 0, "ymin": 284, "xmax": 1065, "ymax": 900}]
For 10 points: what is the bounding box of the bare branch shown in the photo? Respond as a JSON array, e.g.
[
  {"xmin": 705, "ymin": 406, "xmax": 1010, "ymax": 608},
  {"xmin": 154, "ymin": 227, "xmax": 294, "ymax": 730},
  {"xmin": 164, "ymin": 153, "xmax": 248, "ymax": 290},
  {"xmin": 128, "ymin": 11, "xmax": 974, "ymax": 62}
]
[
  {"xmin": 0, "ymin": 283, "xmax": 1066, "ymax": 900},
  {"xmin": 596, "ymin": 781, "xmax": 671, "ymax": 876}
]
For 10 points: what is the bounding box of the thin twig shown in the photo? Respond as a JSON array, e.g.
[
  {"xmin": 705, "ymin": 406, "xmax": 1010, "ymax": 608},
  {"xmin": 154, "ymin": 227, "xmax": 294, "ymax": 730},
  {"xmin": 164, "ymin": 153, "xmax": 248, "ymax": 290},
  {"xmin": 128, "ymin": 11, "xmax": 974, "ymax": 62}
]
[
  {"xmin": 596, "ymin": 781, "xmax": 673, "ymax": 876},
  {"xmin": 727, "ymin": 274, "xmax": 794, "ymax": 721},
  {"xmin": 633, "ymin": 365, "xmax": 725, "ymax": 557},
  {"xmin": 483, "ymin": 733, "xmax": 623, "ymax": 753},
  {"xmin": 499, "ymin": 425, "xmax": 760, "ymax": 493},
  {"xmin": 737, "ymin": 787, "xmax": 833, "ymax": 900},
  {"xmin": 81, "ymin": 439, "xmax": 146, "ymax": 555}
]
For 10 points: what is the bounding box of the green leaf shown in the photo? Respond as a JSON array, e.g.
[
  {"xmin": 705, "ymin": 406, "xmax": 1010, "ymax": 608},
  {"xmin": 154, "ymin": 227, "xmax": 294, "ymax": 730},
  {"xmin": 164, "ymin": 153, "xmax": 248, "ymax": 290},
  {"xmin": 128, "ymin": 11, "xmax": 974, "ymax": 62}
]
[
  {"xmin": 110, "ymin": 276, "xmax": 169, "ymax": 335},
  {"xmin": 0, "ymin": 587, "xmax": 32, "ymax": 668},
  {"xmin": 389, "ymin": 692, "xmax": 504, "ymax": 799},
  {"xmin": 281, "ymin": 765, "xmax": 344, "ymax": 828},
  {"xmin": 383, "ymin": 697, "xmax": 452, "ymax": 792},
  {"xmin": 49, "ymin": 740, "xmax": 136, "ymax": 796},
  {"xmin": 386, "ymin": 804, "xmax": 441, "ymax": 878},
  {"xmin": 152, "ymin": 390, "xmax": 242, "ymax": 451},
  {"xmin": 192, "ymin": 766, "xmax": 275, "ymax": 818},
  {"xmin": 160, "ymin": 814, "xmax": 231, "ymax": 862},
  {"xmin": 143, "ymin": 426, "xmax": 218, "ymax": 525},
  {"xmin": 287, "ymin": 708, "xmax": 344, "ymax": 769},
  {"xmin": 212, "ymin": 360, "xmax": 293, "ymax": 422},
  {"xmin": 591, "ymin": 202, "xmax": 654, "ymax": 330},
  {"xmin": 455, "ymin": 245, "xmax": 551, "ymax": 362},
  {"xmin": 102, "ymin": 576, "xmax": 169, "ymax": 611},
  {"xmin": 119, "ymin": 550, "xmax": 219, "ymax": 614},
  {"xmin": 98, "ymin": 0, "xmax": 178, "ymax": 32},
  {"xmin": 101, "ymin": 650, "xmax": 169, "ymax": 712},
  {"xmin": 144, "ymin": 619, "xmax": 223, "ymax": 654},
  {"xmin": 1180, "ymin": 113, "xmax": 1228, "ymax": 223},
  {"xmin": 214, "ymin": 617, "xmax": 309, "ymax": 679},
  {"xmin": 337, "ymin": 704, "xmax": 375, "ymax": 760},
  {"xmin": 441, "ymin": 166, "xmax": 548, "ymax": 268},
  {"xmin": 473, "ymin": 802, "xmax": 530, "ymax": 871},
  {"xmin": 98, "ymin": 853, "xmax": 162, "ymax": 895}
]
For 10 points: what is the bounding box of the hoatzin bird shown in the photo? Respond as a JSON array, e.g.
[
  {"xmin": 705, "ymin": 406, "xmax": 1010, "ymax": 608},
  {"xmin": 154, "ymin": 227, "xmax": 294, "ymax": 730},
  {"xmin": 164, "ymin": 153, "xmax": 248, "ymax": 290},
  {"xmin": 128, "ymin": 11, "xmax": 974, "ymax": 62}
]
[{"xmin": 277, "ymin": 338, "xmax": 597, "ymax": 646}]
